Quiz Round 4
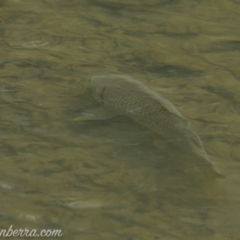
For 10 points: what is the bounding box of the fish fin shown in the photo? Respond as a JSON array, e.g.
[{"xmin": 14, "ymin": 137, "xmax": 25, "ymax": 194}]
[
  {"xmin": 198, "ymin": 164, "xmax": 225, "ymax": 179},
  {"xmin": 209, "ymin": 163, "xmax": 225, "ymax": 179},
  {"xmin": 74, "ymin": 107, "xmax": 119, "ymax": 121},
  {"xmin": 185, "ymin": 130, "xmax": 225, "ymax": 178},
  {"xmin": 183, "ymin": 129, "xmax": 209, "ymax": 161}
]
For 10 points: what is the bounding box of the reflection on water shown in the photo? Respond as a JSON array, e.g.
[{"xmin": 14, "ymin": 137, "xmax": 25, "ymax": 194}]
[{"xmin": 0, "ymin": 0, "xmax": 240, "ymax": 239}]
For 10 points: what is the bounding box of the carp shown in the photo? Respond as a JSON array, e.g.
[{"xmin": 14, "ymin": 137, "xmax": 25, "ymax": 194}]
[{"xmin": 75, "ymin": 74, "xmax": 224, "ymax": 178}]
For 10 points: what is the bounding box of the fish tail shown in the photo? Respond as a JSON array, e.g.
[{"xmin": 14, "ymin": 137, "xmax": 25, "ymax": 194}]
[
  {"xmin": 203, "ymin": 163, "xmax": 225, "ymax": 179},
  {"xmin": 194, "ymin": 153, "xmax": 225, "ymax": 179},
  {"xmin": 185, "ymin": 130, "xmax": 225, "ymax": 179}
]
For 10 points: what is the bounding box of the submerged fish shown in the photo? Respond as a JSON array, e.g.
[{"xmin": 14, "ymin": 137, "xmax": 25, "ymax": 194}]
[{"xmin": 75, "ymin": 74, "xmax": 224, "ymax": 178}]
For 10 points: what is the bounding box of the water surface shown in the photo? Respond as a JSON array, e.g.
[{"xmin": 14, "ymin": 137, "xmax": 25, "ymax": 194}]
[{"xmin": 0, "ymin": 0, "xmax": 240, "ymax": 239}]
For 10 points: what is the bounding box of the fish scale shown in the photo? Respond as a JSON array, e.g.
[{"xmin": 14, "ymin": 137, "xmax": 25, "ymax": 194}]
[{"xmin": 102, "ymin": 87, "xmax": 186, "ymax": 140}]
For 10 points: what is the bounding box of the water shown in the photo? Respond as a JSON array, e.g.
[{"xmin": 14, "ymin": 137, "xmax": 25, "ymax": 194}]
[{"xmin": 0, "ymin": 0, "xmax": 240, "ymax": 239}]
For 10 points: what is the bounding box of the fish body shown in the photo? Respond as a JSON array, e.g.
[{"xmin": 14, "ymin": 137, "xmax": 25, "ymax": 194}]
[{"xmin": 87, "ymin": 74, "xmax": 224, "ymax": 178}]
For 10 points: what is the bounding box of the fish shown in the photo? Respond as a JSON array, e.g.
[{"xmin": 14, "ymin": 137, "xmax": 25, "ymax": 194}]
[{"xmin": 75, "ymin": 74, "xmax": 224, "ymax": 179}]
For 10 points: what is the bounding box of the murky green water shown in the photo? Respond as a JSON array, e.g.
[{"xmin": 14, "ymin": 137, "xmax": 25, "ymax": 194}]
[{"xmin": 0, "ymin": 0, "xmax": 240, "ymax": 239}]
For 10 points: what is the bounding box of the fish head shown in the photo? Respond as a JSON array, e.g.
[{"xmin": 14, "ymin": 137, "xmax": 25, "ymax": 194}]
[{"xmin": 90, "ymin": 74, "xmax": 130, "ymax": 103}]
